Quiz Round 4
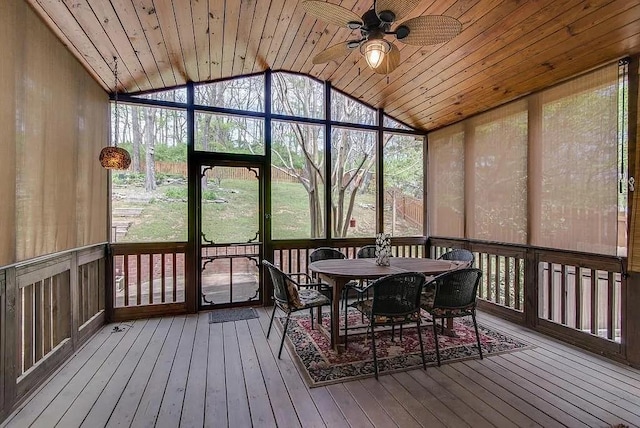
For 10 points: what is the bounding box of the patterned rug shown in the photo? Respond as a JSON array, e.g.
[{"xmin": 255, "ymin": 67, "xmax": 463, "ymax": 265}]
[{"xmin": 278, "ymin": 311, "xmax": 531, "ymax": 387}]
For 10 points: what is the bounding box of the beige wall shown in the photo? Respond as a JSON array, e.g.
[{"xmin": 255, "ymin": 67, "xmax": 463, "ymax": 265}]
[{"xmin": 0, "ymin": 1, "xmax": 108, "ymax": 267}]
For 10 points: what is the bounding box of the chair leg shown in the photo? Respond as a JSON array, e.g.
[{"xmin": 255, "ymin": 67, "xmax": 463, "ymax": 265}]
[
  {"xmin": 399, "ymin": 324, "xmax": 403, "ymax": 341},
  {"xmin": 371, "ymin": 322, "xmax": 379, "ymax": 379},
  {"xmin": 433, "ymin": 317, "xmax": 441, "ymax": 366},
  {"xmin": 472, "ymin": 312, "xmax": 483, "ymax": 360},
  {"xmin": 310, "ymin": 308, "xmax": 314, "ymax": 329},
  {"xmin": 267, "ymin": 304, "xmax": 277, "ymax": 339},
  {"xmin": 416, "ymin": 317, "xmax": 426, "ymax": 370},
  {"xmin": 391, "ymin": 324, "xmax": 395, "ymax": 341},
  {"xmin": 278, "ymin": 314, "xmax": 291, "ymax": 359}
]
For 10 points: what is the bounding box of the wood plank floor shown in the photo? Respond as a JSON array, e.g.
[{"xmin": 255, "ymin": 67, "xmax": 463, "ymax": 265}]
[{"xmin": 3, "ymin": 308, "xmax": 640, "ymax": 428}]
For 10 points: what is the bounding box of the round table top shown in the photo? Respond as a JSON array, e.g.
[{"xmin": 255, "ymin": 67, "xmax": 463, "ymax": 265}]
[{"xmin": 308, "ymin": 257, "xmax": 463, "ymax": 279}]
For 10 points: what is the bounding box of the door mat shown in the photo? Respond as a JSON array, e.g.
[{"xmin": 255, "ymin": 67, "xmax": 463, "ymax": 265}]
[
  {"xmin": 279, "ymin": 311, "xmax": 531, "ymax": 387},
  {"xmin": 208, "ymin": 307, "xmax": 259, "ymax": 323}
]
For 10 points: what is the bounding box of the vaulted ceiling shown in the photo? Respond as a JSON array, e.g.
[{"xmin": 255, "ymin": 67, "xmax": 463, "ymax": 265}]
[{"xmin": 27, "ymin": 0, "xmax": 640, "ymax": 131}]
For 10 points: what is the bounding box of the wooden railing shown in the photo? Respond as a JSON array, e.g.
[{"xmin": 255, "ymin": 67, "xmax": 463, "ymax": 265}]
[
  {"xmin": 430, "ymin": 237, "xmax": 625, "ymax": 359},
  {"xmin": 0, "ymin": 244, "xmax": 107, "ymax": 420},
  {"xmin": 109, "ymin": 242, "xmax": 188, "ymax": 321}
]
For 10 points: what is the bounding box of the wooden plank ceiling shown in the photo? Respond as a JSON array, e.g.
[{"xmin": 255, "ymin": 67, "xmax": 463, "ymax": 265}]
[{"xmin": 26, "ymin": 0, "xmax": 640, "ymax": 131}]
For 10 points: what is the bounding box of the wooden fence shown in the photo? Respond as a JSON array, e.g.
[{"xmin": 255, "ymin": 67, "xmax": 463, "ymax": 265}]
[
  {"xmin": 385, "ymin": 188, "xmax": 423, "ymax": 227},
  {"xmin": 0, "ymin": 244, "xmax": 106, "ymax": 420}
]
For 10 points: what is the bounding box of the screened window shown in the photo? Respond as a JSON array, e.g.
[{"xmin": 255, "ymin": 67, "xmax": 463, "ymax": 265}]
[
  {"xmin": 130, "ymin": 87, "xmax": 187, "ymax": 103},
  {"xmin": 533, "ymin": 64, "xmax": 619, "ymax": 255},
  {"xmin": 272, "ymin": 73, "xmax": 324, "ymax": 119},
  {"xmin": 383, "ymin": 115, "xmax": 411, "ymax": 130},
  {"xmin": 331, "ymin": 90, "xmax": 376, "ymax": 126},
  {"xmin": 195, "ymin": 75, "xmax": 264, "ymax": 112},
  {"xmin": 271, "ymin": 121, "xmax": 325, "ymax": 239},
  {"xmin": 331, "ymin": 127, "xmax": 377, "ymax": 237},
  {"xmin": 111, "ymin": 104, "xmax": 188, "ymax": 243},
  {"xmin": 383, "ymin": 133, "xmax": 424, "ymax": 236},
  {"xmin": 428, "ymin": 125, "xmax": 465, "ymax": 238},
  {"xmin": 195, "ymin": 112, "xmax": 264, "ymax": 155},
  {"xmin": 467, "ymin": 102, "xmax": 528, "ymax": 244},
  {"xmin": 427, "ymin": 62, "xmax": 625, "ymax": 256}
]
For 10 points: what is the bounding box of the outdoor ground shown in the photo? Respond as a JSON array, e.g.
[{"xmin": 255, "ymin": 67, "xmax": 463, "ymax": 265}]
[{"xmin": 112, "ymin": 176, "xmax": 420, "ymax": 243}]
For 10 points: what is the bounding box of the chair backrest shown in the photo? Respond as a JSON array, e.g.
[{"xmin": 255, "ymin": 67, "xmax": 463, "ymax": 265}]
[
  {"xmin": 309, "ymin": 247, "xmax": 346, "ymax": 263},
  {"xmin": 356, "ymin": 244, "xmax": 377, "ymax": 259},
  {"xmin": 428, "ymin": 268, "xmax": 482, "ymax": 310},
  {"xmin": 438, "ymin": 249, "xmax": 474, "ymax": 266},
  {"xmin": 262, "ymin": 260, "xmax": 298, "ymax": 306},
  {"xmin": 370, "ymin": 272, "xmax": 426, "ymax": 317}
]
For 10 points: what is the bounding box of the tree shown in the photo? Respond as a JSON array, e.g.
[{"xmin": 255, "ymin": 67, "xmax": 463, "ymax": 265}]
[{"xmin": 271, "ymin": 73, "xmax": 377, "ymax": 238}]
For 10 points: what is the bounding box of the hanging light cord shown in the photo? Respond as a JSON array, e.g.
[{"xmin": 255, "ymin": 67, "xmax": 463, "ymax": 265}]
[{"xmin": 113, "ymin": 56, "xmax": 119, "ymax": 147}]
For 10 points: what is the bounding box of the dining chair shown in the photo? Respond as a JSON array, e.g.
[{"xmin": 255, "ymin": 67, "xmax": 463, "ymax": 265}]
[
  {"xmin": 437, "ymin": 248, "xmax": 474, "ymax": 267},
  {"xmin": 421, "ymin": 268, "xmax": 483, "ymax": 366},
  {"xmin": 349, "ymin": 272, "xmax": 427, "ymax": 379},
  {"xmin": 263, "ymin": 260, "xmax": 333, "ymax": 358},
  {"xmin": 309, "ymin": 247, "xmax": 357, "ymax": 310}
]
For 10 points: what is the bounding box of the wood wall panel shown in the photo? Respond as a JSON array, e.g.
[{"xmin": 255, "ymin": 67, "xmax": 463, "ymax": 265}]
[{"xmin": 0, "ymin": 1, "xmax": 108, "ymax": 267}]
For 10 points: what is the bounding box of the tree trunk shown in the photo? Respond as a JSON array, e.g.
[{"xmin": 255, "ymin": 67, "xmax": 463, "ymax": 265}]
[
  {"xmin": 145, "ymin": 109, "xmax": 156, "ymax": 191},
  {"xmin": 131, "ymin": 107, "xmax": 142, "ymax": 173}
]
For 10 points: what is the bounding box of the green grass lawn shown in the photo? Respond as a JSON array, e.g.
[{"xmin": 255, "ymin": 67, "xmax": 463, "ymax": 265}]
[{"xmin": 114, "ymin": 178, "xmax": 417, "ymax": 243}]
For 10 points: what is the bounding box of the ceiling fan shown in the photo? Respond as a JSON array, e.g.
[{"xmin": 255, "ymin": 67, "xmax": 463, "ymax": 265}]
[{"xmin": 302, "ymin": 0, "xmax": 462, "ymax": 74}]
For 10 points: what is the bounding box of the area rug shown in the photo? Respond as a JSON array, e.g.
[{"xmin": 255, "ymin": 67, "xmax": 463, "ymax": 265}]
[
  {"xmin": 208, "ymin": 307, "xmax": 259, "ymax": 323},
  {"xmin": 278, "ymin": 311, "xmax": 531, "ymax": 387}
]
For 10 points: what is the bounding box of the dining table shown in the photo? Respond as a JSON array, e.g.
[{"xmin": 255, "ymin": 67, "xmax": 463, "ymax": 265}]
[{"xmin": 308, "ymin": 257, "xmax": 465, "ymax": 351}]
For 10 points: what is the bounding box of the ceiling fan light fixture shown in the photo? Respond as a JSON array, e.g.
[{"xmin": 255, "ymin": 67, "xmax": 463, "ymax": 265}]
[{"xmin": 361, "ymin": 39, "xmax": 391, "ymax": 69}]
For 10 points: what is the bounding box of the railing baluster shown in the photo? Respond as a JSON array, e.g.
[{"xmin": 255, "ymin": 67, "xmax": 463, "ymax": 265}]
[
  {"xmin": 590, "ymin": 269, "xmax": 597, "ymax": 335},
  {"xmin": 136, "ymin": 254, "xmax": 142, "ymax": 306},
  {"xmin": 148, "ymin": 254, "xmax": 154, "ymax": 305},
  {"xmin": 172, "ymin": 252, "xmax": 177, "ymax": 302},
  {"xmin": 35, "ymin": 280, "xmax": 43, "ymax": 363},
  {"xmin": 575, "ymin": 267, "xmax": 583, "ymax": 330},
  {"xmin": 560, "ymin": 265, "xmax": 567, "ymax": 325},
  {"xmin": 43, "ymin": 278, "xmax": 52, "ymax": 354},
  {"xmin": 505, "ymin": 257, "xmax": 511, "ymax": 308},
  {"xmin": 161, "ymin": 254, "xmax": 166, "ymax": 303},
  {"xmin": 124, "ymin": 255, "xmax": 130, "ymax": 307},
  {"xmin": 607, "ymin": 271, "xmax": 614, "ymax": 340},
  {"xmin": 23, "ymin": 284, "xmax": 33, "ymax": 372},
  {"xmin": 547, "ymin": 263, "xmax": 553, "ymax": 321},
  {"xmin": 515, "ymin": 257, "xmax": 521, "ymax": 310}
]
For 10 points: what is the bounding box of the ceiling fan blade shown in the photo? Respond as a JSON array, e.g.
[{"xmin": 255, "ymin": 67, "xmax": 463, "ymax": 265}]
[
  {"xmin": 312, "ymin": 42, "xmax": 351, "ymax": 64},
  {"xmin": 371, "ymin": 43, "xmax": 400, "ymax": 74},
  {"xmin": 302, "ymin": 1, "xmax": 364, "ymax": 29},
  {"xmin": 397, "ymin": 16, "xmax": 462, "ymax": 46},
  {"xmin": 375, "ymin": 0, "xmax": 420, "ymax": 22}
]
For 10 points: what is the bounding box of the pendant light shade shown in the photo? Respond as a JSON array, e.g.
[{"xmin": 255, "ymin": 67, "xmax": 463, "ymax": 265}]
[
  {"xmin": 99, "ymin": 146, "xmax": 131, "ymax": 169},
  {"xmin": 100, "ymin": 56, "xmax": 131, "ymax": 170},
  {"xmin": 360, "ymin": 39, "xmax": 391, "ymax": 69}
]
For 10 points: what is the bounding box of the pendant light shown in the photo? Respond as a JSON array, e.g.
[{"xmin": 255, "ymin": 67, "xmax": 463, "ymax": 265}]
[{"xmin": 99, "ymin": 57, "xmax": 131, "ymax": 170}]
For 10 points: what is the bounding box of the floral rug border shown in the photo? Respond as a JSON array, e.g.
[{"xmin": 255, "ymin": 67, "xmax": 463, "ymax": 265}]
[{"xmin": 278, "ymin": 313, "xmax": 533, "ymax": 388}]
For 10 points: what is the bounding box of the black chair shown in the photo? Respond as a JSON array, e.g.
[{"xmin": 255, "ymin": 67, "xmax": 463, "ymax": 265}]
[
  {"xmin": 350, "ymin": 272, "xmax": 427, "ymax": 379},
  {"xmin": 356, "ymin": 244, "xmax": 377, "ymax": 259},
  {"xmin": 263, "ymin": 260, "xmax": 332, "ymax": 358},
  {"xmin": 309, "ymin": 247, "xmax": 356, "ymax": 309},
  {"xmin": 309, "ymin": 247, "xmax": 347, "ymax": 263},
  {"xmin": 437, "ymin": 249, "xmax": 474, "ymax": 267},
  {"xmin": 421, "ymin": 268, "xmax": 483, "ymax": 366}
]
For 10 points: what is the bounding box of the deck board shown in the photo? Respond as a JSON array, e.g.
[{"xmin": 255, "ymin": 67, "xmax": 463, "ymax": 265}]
[{"xmin": 3, "ymin": 310, "xmax": 640, "ymax": 428}]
